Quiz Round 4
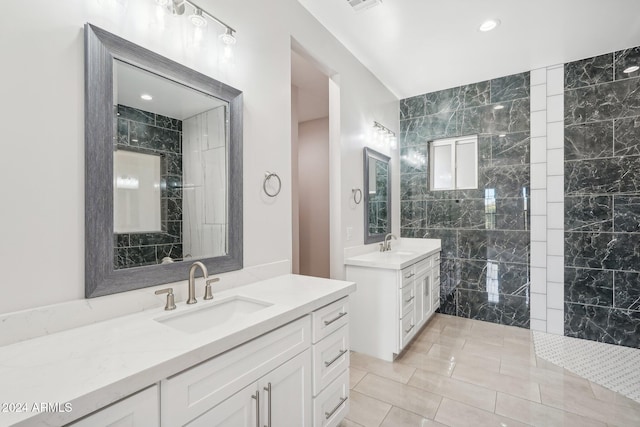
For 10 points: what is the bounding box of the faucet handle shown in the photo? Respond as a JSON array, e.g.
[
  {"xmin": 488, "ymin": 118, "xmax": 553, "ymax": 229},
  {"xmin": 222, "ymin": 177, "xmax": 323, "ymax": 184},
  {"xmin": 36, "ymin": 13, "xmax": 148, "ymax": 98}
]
[
  {"xmin": 204, "ymin": 278, "xmax": 219, "ymax": 300},
  {"xmin": 155, "ymin": 288, "xmax": 176, "ymax": 311}
]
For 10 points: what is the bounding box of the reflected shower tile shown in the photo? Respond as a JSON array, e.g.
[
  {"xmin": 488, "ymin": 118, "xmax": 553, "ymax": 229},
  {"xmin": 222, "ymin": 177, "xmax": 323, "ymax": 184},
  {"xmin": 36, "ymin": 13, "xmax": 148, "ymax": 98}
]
[
  {"xmin": 490, "ymin": 72, "xmax": 530, "ymax": 103},
  {"xmin": 167, "ymin": 198, "xmax": 183, "ymax": 221},
  {"xmin": 564, "ymin": 53, "xmax": 613, "ymax": 89},
  {"xmin": 117, "ymin": 118, "xmax": 129, "ymax": 145},
  {"xmin": 564, "ymin": 267, "xmax": 614, "ymax": 307},
  {"xmin": 564, "ymin": 195, "xmax": 612, "ymax": 232},
  {"xmin": 155, "ymin": 113, "xmax": 181, "ymax": 131},
  {"xmin": 614, "ymin": 47, "xmax": 640, "ymax": 80},
  {"xmin": 564, "ymin": 121, "xmax": 614, "ymax": 160},
  {"xmin": 117, "ymin": 104, "xmax": 154, "ymax": 124},
  {"xmin": 157, "ymin": 243, "xmax": 183, "ymax": 262}
]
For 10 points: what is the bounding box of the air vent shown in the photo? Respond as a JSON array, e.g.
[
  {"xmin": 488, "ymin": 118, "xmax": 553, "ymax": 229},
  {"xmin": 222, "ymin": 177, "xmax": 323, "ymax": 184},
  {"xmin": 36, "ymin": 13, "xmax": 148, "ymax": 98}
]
[{"xmin": 347, "ymin": 0, "xmax": 382, "ymax": 12}]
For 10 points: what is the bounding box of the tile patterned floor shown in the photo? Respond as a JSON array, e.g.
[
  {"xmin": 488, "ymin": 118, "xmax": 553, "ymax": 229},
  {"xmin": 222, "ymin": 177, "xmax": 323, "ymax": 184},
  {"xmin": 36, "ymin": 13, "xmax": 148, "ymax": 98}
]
[{"xmin": 340, "ymin": 314, "xmax": 640, "ymax": 427}]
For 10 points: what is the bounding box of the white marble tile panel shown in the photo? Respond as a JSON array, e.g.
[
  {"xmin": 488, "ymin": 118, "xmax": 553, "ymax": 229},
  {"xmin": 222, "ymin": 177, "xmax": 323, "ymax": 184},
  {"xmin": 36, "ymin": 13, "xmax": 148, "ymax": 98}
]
[
  {"xmin": 530, "ymin": 84, "xmax": 547, "ymax": 112},
  {"xmin": 530, "ymin": 267, "xmax": 547, "ymax": 294},
  {"xmin": 531, "ymin": 68, "xmax": 547, "ymax": 86},
  {"xmin": 530, "ymin": 319, "xmax": 546, "ymax": 332},
  {"xmin": 530, "ymin": 242, "xmax": 547, "ymax": 269},
  {"xmin": 546, "ymin": 282, "xmax": 564, "ymax": 310},
  {"xmin": 547, "ymin": 230, "xmax": 564, "ymax": 256},
  {"xmin": 530, "ymin": 137, "xmax": 547, "ymax": 164},
  {"xmin": 530, "ymin": 190, "xmax": 546, "ymax": 215},
  {"xmin": 546, "ymin": 308, "xmax": 565, "ymax": 335},
  {"xmin": 530, "ymin": 163, "xmax": 547, "ymax": 189},
  {"xmin": 547, "ymin": 203, "xmax": 564, "ymax": 230},
  {"xmin": 530, "ymin": 216, "xmax": 547, "ymax": 242},
  {"xmin": 531, "ymin": 293, "xmax": 547, "ymax": 320},
  {"xmin": 547, "ymin": 122, "xmax": 564, "ymax": 150},
  {"xmin": 531, "ymin": 111, "xmax": 547, "ymax": 137},
  {"xmin": 547, "ymin": 148, "xmax": 564, "ymax": 176},
  {"xmin": 547, "ymin": 176, "xmax": 564, "ymax": 202},
  {"xmin": 547, "ymin": 256, "xmax": 564, "ymax": 283},
  {"xmin": 547, "ymin": 94, "xmax": 564, "ymax": 123},
  {"xmin": 546, "ymin": 65, "xmax": 565, "ymax": 96}
]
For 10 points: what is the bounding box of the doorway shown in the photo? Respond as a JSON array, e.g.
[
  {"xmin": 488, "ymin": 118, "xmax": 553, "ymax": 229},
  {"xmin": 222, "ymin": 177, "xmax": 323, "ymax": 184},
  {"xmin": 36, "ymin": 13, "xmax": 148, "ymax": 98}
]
[{"xmin": 291, "ymin": 48, "xmax": 330, "ymax": 278}]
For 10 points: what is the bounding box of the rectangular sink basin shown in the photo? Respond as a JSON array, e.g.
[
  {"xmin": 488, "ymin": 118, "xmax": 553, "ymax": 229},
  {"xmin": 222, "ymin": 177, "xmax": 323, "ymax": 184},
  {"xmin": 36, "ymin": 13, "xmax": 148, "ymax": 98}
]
[{"xmin": 155, "ymin": 296, "xmax": 272, "ymax": 334}]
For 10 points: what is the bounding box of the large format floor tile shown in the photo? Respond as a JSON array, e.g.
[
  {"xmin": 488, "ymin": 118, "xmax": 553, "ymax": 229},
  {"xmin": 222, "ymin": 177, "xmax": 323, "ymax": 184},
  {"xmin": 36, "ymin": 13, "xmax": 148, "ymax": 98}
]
[{"xmin": 339, "ymin": 313, "xmax": 640, "ymax": 427}]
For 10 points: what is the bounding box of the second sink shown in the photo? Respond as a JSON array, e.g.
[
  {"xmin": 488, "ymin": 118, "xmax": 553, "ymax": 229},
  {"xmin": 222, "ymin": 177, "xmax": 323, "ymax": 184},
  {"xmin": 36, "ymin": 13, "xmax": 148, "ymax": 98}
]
[{"xmin": 156, "ymin": 296, "xmax": 273, "ymax": 334}]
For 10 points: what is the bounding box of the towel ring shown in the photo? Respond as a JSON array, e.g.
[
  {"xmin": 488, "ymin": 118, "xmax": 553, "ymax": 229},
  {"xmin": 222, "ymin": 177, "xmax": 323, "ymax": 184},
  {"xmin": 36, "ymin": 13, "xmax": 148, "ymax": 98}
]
[
  {"xmin": 263, "ymin": 171, "xmax": 282, "ymax": 197},
  {"xmin": 352, "ymin": 188, "xmax": 363, "ymax": 204}
]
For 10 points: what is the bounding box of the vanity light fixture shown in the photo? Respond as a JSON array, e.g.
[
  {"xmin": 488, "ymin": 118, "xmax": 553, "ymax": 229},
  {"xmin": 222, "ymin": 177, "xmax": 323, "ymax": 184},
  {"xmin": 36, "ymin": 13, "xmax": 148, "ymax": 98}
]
[
  {"xmin": 479, "ymin": 19, "xmax": 500, "ymax": 32},
  {"xmin": 140, "ymin": 94, "xmax": 153, "ymax": 100},
  {"xmin": 624, "ymin": 65, "xmax": 639, "ymax": 74},
  {"xmin": 189, "ymin": 8, "xmax": 207, "ymax": 28},
  {"xmin": 373, "ymin": 121, "xmax": 397, "ymax": 149},
  {"xmin": 154, "ymin": 0, "xmax": 237, "ymax": 50}
]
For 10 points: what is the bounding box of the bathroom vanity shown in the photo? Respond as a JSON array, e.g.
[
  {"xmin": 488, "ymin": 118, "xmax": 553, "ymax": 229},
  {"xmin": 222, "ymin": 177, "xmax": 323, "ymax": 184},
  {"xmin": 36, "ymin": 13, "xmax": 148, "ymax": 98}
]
[
  {"xmin": 0, "ymin": 275, "xmax": 354, "ymax": 427},
  {"xmin": 345, "ymin": 239, "xmax": 441, "ymax": 361}
]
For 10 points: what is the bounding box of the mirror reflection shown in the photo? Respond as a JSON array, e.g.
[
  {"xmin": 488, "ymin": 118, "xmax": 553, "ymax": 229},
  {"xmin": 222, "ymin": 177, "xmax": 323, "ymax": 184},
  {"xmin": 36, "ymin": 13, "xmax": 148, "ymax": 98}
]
[
  {"xmin": 113, "ymin": 60, "xmax": 229, "ymax": 270},
  {"xmin": 363, "ymin": 147, "xmax": 391, "ymax": 244}
]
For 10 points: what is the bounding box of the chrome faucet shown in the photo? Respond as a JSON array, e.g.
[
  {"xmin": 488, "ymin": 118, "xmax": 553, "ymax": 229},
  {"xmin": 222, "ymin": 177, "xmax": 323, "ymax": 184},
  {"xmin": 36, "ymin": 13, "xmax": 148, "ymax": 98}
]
[
  {"xmin": 187, "ymin": 261, "xmax": 208, "ymax": 304},
  {"xmin": 382, "ymin": 233, "xmax": 397, "ymax": 252}
]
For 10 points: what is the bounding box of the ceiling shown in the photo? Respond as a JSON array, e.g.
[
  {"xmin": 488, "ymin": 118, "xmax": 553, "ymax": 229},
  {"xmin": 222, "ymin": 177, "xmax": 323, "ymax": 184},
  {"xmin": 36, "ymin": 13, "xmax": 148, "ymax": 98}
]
[
  {"xmin": 291, "ymin": 50, "xmax": 329, "ymax": 122},
  {"xmin": 115, "ymin": 61, "xmax": 226, "ymax": 120},
  {"xmin": 297, "ymin": 0, "xmax": 640, "ymax": 99}
]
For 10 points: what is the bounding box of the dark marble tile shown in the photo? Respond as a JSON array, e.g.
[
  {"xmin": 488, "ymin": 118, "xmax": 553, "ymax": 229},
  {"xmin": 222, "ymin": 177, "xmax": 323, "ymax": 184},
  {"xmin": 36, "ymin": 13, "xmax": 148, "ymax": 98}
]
[
  {"xmin": 613, "ymin": 196, "xmax": 640, "ymax": 233},
  {"xmin": 565, "ymin": 303, "xmax": 640, "ymax": 348},
  {"xmin": 458, "ymin": 230, "xmax": 529, "ymax": 264},
  {"xmin": 564, "ymin": 53, "xmax": 613, "ymax": 89},
  {"xmin": 480, "ymin": 165, "xmax": 529, "ymax": 198},
  {"xmin": 437, "ymin": 291, "xmax": 457, "ymax": 316},
  {"xmin": 564, "ymin": 196, "xmax": 613, "ymax": 232},
  {"xmin": 565, "ymin": 79, "xmax": 640, "ymax": 125},
  {"xmin": 155, "ymin": 113, "xmax": 182, "ymax": 131},
  {"xmin": 117, "ymin": 118, "xmax": 129, "ymax": 145},
  {"xmin": 564, "ymin": 158, "xmax": 620, "ymax": 195},
  {"xmin": 400, "ymin": 95, "xmax": 426, "ymax": 120},
  {"xmin": 439, "ymin": 257, "xmax": 460, "ymax": 295},
  {"xmin": 165, "ymin": 153, "xmax": 183, "ymax": 177},
  {"xmin": 400, "ymin": 145, "xmax": 428, "ymax": 174},
  {"xmin": 157, "ymin": 243, "xmax": 183, "ymax": 262},
  {"xmin": 614, "ymin": 271, "xmax": 640, "ymax": 311},
  {"xmin": 400, "ymin": 200, "xmax": 427, "ymax": 229},
  {"xmin": 477, "ymin": 135, "xmax": 492, "ymax": 168},
  {"xmin": 564, "ymin": 121, "xmax": 614, "ymax": 160},
  {"xmin": 114, "ymin": 248, "xmax": 128, "ymax": 270},
  {"xmin": 457, "ymin": 289, "xmax": 529, "ymax": 328},
  {"xmin": 456, "ymin": 199, "xmax": 486, "ymax": 229},
  {"xmin": 614, "ymin": 117, "xmax": 640, "ymax": 156},
  {"xmin": 459, "ymin": 98, "xmax": 529, "ymax": 136},
  {"xmin": 614, "ymin": 47, "xmax": 640, "ymax": 80},
  {"xmin": 494, "ymin": 198, "xmax": 528, "ymax": 231},
  {"xmin": 165, "ymin": 175, "xmax": 183, "ymax": 199},
  {"xmin": 490, "ymin": 132, "xmax": 530, "ymax": 166},
  {"xmin": 400, "ymin": 118, "xmax": 424, "ymax": 148},
  {"xmin": 458, "ymin": 259, "xmax": 529, "ymax": 295},
  {"xmin": 167, "ymin": 221, "xmax": 181, "ymax": 238},
  {"xmin": 423, "ymin": 229, "xmax": 457, "ymax": 259},
  {"xmin": 490, "ymin": 72, "xmax": 530, "ymax": 103},
  {"xmin": 425, "ymin": 87, "xmax": 462, "ymax": 115},
  {"xmin": 128, "ymin": 245, "xmax": 158, "ymax": 267},
  {"xmin": 129, "ymin": 122, "xmax": 181, "ymax": 153},
  {"xmin": 426, "ymin": 199, "xmax": 460, "ymax": 228},
  {"xmin": 419, "ymin": 111, "xmax": 460, "ymax": 140},
  {"xmin": 167, "ymin": 198, "xmax": 183, "ymax": 221},
  {"xmin": 565, "ymin": 232, "xmax": 640, "ymax": 271},
  {"xmin": 462, "ymin": 81, "xmax": 491, "ymax": 109},
  {"xmin": 115, "ymin": 233, "xmax": 130, "ymax": 248},
  {"xmin": 400, "ymin": 227, "xmax": 423, "ymax": 238},
  {"xmin": 564, "ymin": 267, "xmax": 614, "ymax": 307},
  {"xmin": 117, "ymin": 105, "xmax": 154, "ymax": 124},
  {"xmin": 400, "ymin": 172, "xmax": 428, "ymax": 200},
  {"xmin": 129, "ymin": 232, "xmax": 179, "ymax": 246}
]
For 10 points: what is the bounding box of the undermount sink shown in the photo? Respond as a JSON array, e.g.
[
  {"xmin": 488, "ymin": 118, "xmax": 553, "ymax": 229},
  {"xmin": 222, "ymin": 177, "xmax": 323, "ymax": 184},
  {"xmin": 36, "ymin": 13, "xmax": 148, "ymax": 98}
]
[{"xmin": 155, "ymin": 296, "xmax": 273, "ymax": 334}]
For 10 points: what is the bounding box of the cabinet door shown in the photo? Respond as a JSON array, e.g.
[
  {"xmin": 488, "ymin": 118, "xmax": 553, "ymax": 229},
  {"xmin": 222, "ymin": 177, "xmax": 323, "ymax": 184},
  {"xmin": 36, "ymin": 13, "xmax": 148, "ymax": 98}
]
[
  {"xmin": 423, "ymin": 272, "xmax": 432, "ymax": 319},
  {"xmin": 69, "ymin": 386, "xmax": 159, "ymax": 427},
  {"xmin": 186, "ymin": 382, "xmax": 258, "ymax": 427},
  {"xmin": 260, "ymin": 349, "xmax": 312, "ymax": 427}
]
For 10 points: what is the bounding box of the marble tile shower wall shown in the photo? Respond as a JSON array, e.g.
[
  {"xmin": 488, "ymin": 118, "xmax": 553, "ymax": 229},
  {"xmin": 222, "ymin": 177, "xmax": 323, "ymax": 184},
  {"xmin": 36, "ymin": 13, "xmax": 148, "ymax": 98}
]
[
  {"xmin": 400, "ymin": 73, "xmax": 531, "ymax": 328},
  {"xmin": 114, "ymin": 105, "xmax": 183, "ymax": 269},
  {"xmin": 564, "ymin": 47, "xmax": 640, "ymax": 348}
]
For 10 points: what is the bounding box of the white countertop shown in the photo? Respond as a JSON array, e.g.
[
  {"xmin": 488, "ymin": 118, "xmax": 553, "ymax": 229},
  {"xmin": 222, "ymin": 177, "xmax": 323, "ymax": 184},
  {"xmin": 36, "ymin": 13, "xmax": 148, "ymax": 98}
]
[
  {"xmin": 0, "ymin": 274, "xmax": 355, "ymax": 426},
  {"xmin": 344, "ymin": 239, "xmax": 441, "ymax": 270}
]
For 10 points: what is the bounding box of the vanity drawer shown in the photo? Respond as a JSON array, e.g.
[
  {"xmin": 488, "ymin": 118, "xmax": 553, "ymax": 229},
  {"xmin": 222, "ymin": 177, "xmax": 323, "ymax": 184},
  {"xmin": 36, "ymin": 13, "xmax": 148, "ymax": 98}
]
[
  {"xmin": 313, "ymin": 369, "xmax": 349, "ymax": 427},
  {"xmin": 313, "ymin": 297, "xmax": 349, "ymax": 343},
  {"xmin": 401, "ymin": 266, "xmax": 416, "ymax": 287},
  {"xmin": 415, "ymin": 258, "xmax": 431, "ymax": 276},
  {"xmin": 161, "ymin": 316, "xmax": 310, "ymax": 427},
  {"xmin": 312, "ymin": 325, "xmax": 349, "ymax": 396},
  {"xmin": 69, "ymin": 385, "xmax": 159, "ymax": 426},
  {"xmin": 400, "ymin": 285, "xmax": 415, "ymax": 318},
  {"xmin": 400, "ymin": 310, "xmax": 417, "ymax": 349}
]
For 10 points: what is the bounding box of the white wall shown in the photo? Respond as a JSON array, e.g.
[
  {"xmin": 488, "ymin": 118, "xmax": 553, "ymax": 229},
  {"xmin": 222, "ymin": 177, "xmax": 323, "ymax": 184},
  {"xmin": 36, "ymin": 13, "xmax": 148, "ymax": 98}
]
[
  {"xmin": 298, "ymin": 118, "xmax": 330, "ymax": 278},
  {"xmin": 0, "ymin": 0, "xmax": 398, "ymax": 314}
]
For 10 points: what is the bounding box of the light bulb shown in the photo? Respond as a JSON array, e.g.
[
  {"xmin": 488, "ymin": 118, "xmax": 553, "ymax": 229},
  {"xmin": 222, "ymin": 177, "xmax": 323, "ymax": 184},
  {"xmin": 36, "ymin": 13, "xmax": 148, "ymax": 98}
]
[
  {"xmin": 219, "ymin": 28, "xmax": 236, "ymax": 45},
  {"xmin": 189, "ymin": 8, "xmax": 207, "ymax": 27}
]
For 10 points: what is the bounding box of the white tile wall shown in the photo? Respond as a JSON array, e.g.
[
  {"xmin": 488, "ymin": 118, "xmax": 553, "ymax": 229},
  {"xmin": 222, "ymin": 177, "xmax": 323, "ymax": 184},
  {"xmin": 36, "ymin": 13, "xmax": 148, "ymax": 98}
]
[{"xmin": 529, "ymin": 65, "xmax": 565, "ymax": 334}]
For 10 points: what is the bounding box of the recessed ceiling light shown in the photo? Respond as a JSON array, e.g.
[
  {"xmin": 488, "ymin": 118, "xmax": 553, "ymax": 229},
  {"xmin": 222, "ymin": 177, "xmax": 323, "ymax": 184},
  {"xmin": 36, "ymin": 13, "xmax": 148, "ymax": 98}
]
[
  {"xmin": 479, "ymin": 19, "xmax": 500, "ymax": 32},
  {"xmin": 498, "ymin": 134, "xmax": 506, "ymax": 137},
  {"xmin": 623, "ymin": 65, "xmax": 639, "ymax": 74},
  {"xmin": 140, "ymin": 94, "xmax": 153, "ymax": 101},
  {"xmin": 494, "ymin": 104, "xmax": 505, "ymax": 110}
]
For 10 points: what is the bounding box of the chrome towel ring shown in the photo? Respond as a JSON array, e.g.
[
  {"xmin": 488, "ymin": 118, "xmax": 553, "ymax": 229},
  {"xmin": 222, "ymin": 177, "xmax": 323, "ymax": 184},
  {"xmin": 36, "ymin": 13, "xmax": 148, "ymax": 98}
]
[
  {"xmin": 352, "ymin": 188, "xmax": 362, "ymax": 204},
  {"xmin": 263, "ymin": 171, "xmax": 282, "ymax": 197}
]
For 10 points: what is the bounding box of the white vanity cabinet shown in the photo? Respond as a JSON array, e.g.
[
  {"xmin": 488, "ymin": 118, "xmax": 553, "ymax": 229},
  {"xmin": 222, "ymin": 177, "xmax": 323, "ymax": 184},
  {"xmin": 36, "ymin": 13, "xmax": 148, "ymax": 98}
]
[
  {"xmin": 346, "ymin": 250, "xmax": 441, "ymax": 362},
  {"xmin": 67, "ymin": 386, "xmax": 159, "ymax": 427}
]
